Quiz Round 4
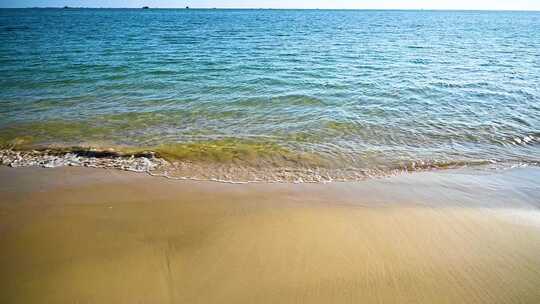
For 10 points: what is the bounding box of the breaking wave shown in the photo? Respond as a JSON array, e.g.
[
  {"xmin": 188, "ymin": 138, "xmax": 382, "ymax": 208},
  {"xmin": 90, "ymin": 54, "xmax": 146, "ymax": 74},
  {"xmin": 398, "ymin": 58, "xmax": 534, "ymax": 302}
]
[{"xmin": 1, "ymin": 146, "xmax": 538, "ymax": 184}]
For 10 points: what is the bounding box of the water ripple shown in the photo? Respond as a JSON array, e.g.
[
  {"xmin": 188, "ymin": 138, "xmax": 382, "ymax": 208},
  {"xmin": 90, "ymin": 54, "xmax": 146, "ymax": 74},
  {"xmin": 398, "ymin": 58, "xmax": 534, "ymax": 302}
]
[{"xmin": 0, "ymin": 9, "xmax": 539, "ymax": 180}]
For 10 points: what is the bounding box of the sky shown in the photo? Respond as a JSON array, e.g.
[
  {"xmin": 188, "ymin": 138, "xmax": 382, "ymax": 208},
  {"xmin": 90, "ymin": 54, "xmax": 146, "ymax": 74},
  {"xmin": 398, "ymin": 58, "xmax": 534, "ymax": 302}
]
[{"xmin": 1, "ymin": 0, "xmax": 540, "ymax": 10}]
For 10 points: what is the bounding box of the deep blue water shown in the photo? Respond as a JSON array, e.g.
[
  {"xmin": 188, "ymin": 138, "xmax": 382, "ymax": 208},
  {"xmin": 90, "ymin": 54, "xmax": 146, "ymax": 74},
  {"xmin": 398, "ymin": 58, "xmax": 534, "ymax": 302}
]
[{"xmin": 0, "ymin": 9, "xmax": 539, "ymax": 180}]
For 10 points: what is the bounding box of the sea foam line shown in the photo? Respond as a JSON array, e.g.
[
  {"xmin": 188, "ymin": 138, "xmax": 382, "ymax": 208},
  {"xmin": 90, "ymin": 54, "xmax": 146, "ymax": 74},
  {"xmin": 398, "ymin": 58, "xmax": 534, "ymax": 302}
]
[{"xmin": 1, "ymin": 148, "xmax": 536, "ymax": 185}]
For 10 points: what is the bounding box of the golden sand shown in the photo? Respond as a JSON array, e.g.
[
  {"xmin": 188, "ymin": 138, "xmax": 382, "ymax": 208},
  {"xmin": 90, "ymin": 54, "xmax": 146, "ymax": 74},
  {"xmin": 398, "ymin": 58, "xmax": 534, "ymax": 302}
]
[{"xmin": 1, "ymin": 167, "xmax": 539, "ymax": 303}]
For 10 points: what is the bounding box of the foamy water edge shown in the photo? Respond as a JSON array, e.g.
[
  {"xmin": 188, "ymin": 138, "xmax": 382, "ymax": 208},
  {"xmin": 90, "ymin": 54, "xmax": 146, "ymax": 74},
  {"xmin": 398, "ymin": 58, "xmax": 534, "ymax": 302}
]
[{"xmin": 1, "ymin": 148, "xmax": 537, "ymax": 184}]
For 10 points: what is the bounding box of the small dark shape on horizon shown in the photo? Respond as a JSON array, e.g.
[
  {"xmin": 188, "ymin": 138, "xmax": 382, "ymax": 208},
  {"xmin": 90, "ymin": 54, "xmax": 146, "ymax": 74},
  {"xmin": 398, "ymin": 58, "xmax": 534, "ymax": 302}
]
[
  {"xmin": 186, "ymin": 6, "xmax": 190, "ymax": 9},
  {"xmin": 142, "ymin": 6, "xmax": 149, "ymax": 9},
  {"xmin": 63, "ymin": 6, "xmax": 69, "ymax": 9}
]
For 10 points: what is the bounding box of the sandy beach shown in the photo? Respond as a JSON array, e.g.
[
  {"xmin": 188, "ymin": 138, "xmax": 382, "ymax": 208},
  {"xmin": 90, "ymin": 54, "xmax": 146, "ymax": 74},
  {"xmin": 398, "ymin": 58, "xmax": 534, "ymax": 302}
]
[{"xmin": 1, "ymin": 166, "xmax": 539, "ymax": 303}]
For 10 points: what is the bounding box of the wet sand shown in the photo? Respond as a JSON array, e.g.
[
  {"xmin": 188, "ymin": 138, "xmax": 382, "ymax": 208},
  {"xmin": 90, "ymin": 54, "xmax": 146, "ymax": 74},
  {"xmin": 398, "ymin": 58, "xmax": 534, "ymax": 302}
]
[{"xmin": 1, "ymin": 166, "xmax": 540, "ymax": 303}]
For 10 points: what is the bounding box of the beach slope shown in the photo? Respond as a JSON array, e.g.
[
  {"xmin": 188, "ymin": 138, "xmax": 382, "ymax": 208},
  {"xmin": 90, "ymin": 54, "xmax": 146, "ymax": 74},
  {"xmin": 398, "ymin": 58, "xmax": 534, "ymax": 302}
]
[{"xmin": 1, "ymin": 166, "xmax": 540, "ymax": 303}]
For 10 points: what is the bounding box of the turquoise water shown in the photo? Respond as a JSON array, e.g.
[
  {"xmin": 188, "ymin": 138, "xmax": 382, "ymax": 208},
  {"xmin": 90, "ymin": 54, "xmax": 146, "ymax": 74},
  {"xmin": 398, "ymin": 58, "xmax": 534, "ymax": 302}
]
[{"xmin": 1, "ymin": 9, "xmax": 539, "ymax": 180}]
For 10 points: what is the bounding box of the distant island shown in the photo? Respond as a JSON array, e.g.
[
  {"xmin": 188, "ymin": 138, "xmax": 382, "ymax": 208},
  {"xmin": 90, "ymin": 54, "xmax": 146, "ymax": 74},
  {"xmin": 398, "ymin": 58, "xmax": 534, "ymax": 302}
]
[{"xmin": 142, "ymin": 6, "xmax": 149, "ymax": 9}]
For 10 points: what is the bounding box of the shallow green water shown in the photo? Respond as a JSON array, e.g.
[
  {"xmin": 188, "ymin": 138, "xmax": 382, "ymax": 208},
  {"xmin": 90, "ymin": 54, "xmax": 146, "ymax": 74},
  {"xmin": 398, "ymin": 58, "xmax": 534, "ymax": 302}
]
[{"xmin": 1, "ymin": 9, "xmax": 539, "ymax": 180}]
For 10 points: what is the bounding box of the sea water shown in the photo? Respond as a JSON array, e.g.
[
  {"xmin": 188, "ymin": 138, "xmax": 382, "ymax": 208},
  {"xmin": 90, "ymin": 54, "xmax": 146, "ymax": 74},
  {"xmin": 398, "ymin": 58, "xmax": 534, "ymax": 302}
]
[{"xmin": 1, "ymin": 9, "xmax": 539, "ymax": 181}]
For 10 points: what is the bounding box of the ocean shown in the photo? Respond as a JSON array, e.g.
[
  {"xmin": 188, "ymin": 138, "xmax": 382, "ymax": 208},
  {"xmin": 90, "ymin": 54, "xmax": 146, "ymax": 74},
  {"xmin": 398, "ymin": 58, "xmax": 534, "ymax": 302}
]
[{"xmin": 1, "ymin": 8, "xmax": 539, "ymax": 182}]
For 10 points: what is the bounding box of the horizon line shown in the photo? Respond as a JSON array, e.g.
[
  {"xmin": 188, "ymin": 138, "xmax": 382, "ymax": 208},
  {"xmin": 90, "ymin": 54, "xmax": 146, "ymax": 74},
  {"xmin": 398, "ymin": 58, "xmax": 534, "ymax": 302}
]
[{"xmin": 3, "ymin": 7, "xmax": 540, "ymax": 12}]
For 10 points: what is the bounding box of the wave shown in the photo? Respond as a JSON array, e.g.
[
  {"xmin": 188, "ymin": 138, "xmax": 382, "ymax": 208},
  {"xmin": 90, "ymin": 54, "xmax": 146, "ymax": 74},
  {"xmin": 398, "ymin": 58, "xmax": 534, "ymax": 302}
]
[
  {"xmin": 2, "ymin": 145, "xmax": 537, "ymax": 184},
  {"xmin": 230, "ymin": 94, "xmax": 326, "ymax": 108}
]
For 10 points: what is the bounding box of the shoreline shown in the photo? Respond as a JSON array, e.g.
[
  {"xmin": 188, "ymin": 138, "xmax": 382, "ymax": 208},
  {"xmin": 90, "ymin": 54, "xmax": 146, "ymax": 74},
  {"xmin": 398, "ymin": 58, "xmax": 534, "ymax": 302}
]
[
  {"xmin": 1, "ymin": 147, "xmax": 536, "ymax": 184},
  {"xmin": 1, "ymin": 166, "xmax": 540, "ymax": 303}
]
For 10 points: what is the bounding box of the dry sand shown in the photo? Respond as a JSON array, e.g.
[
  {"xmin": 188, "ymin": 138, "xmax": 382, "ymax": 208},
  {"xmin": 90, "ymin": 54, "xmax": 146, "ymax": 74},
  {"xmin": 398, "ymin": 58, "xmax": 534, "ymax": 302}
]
[{"xmin": 1, "ymin": 166, "xmax": 540, "ymax": 303}]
